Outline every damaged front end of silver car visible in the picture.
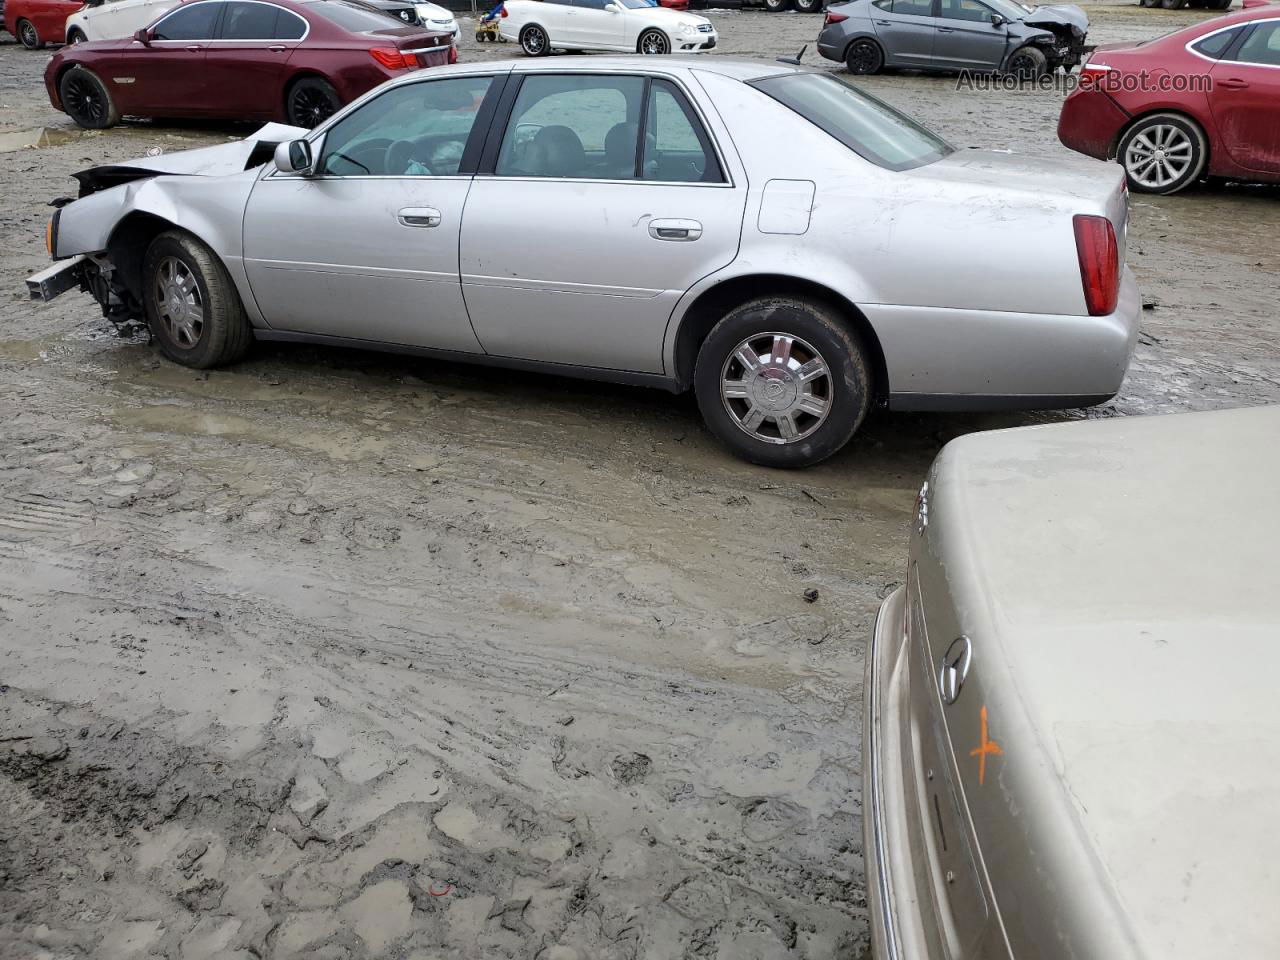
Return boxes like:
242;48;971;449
26;122;308;331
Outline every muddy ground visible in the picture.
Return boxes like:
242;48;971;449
1;3;1278;958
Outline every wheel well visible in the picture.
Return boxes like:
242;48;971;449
283;70;331;116
1109;109;1208;162
843;34;883;61
672;275;889;400
106;212;181;304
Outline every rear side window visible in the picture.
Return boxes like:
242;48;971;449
1190;26;1241;59
749;72;953;172
220;1;283;38
152;1;221;39
1232;20;1280;66
304;0;399;31
643;78;722;183
892;0;933;16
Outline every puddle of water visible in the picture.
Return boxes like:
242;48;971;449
0;127;89;154
110;403;394;463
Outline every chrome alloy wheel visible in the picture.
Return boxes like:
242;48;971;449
1123;124;1194;190
640;30;669;54
720;332;833;445
522;26;546;54
153;257;204;348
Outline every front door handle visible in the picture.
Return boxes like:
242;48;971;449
1217;78;1249;89
184;44;202;51
874;18;891;24
938;26;955;31
269;43;287;51
397;206;441;228
648;218;702;242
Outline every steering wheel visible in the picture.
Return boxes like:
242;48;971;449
385;139;431;177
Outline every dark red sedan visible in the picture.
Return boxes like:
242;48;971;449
1058;0;1280;194
44;0;455;129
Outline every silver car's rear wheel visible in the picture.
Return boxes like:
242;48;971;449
638;28;669;54
1118;113;1207;195
720;333;832;445
694;297;873;468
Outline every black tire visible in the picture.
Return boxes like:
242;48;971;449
845;37;884;74
637;27;669;54
520;23;550;56
66;27;88;43
286;76;342;129
1006;44;1048;78
142;231;253;370
1116;112;1207;195
794;0;823;11
764;0;792;10
59;66;120;129
694;297;873;469
1160;0;1188;9
17;18;43;49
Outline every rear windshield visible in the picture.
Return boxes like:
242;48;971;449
749;73;953;172
305;0;401;31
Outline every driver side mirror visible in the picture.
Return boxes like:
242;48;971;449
274;138;315;176
132;27;153;43
989;13;1005;25
604;2;621;11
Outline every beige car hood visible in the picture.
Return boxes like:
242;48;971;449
936;405;1280;960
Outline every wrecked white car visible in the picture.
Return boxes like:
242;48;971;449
29;59;1139;468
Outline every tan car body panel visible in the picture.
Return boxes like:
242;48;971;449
866;405;1280;960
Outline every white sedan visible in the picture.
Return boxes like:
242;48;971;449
414;0;458;38
63;0;177;43
500;0;717;56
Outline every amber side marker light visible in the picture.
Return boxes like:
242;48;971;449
1073;213;1119;316
46;217;55;257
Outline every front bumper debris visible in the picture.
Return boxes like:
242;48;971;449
26;255;88;302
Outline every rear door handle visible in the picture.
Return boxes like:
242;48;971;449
397;206;442;228
185;44;202;51
648;218;702;242
1218;78;1249;89
269;43;287;51
874;18;891;24
938;26;955;31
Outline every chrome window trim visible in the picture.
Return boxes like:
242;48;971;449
472;174;734;188
1185;16;1280;68
148;0;311;41
489;69;735;188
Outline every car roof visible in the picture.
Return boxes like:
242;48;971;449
508;54;802;81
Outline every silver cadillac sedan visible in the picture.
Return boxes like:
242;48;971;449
867;405;1280;959
28;57;1138;468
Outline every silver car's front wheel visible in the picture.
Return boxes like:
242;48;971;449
154;257;204;349
720;333;832;445
694;297;873;468
1118;114;1207;195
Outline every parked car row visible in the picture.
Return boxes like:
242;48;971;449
2;0;456;47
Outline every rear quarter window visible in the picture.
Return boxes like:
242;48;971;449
748;72;953;172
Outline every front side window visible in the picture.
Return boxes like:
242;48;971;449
1190;26;1240;58
318;75;494;177
643;78;722;183
152;1;221;39
1232;20;1280;66
749;72;953;172
939;0;993;22
219;1;281;39
892;0;933;17
495;74;646;179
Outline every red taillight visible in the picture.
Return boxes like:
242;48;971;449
824;10;847;23
369;46;410;69
1073;214;1119;317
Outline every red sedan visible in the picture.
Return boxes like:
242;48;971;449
44;0;455;129
1058;0;1280;194
4;0;84;48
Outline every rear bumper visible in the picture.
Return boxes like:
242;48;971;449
816;30;844;62
1058;84;1129;161
864;587;904;960
878;265;1141;413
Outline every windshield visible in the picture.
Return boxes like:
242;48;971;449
749;73;953;172
616;0;659;8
